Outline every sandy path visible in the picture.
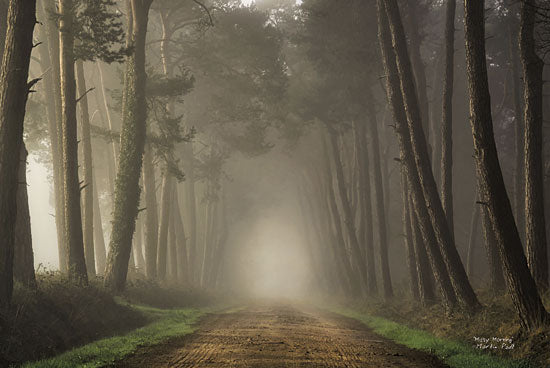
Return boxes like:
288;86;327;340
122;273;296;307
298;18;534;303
114;303;448;367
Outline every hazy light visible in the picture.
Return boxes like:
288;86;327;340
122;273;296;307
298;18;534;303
245;216;312;299
28;156;59;270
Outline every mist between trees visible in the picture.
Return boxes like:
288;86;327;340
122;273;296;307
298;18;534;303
0;0;550;340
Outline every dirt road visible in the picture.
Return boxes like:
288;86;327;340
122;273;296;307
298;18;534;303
115;303;448;367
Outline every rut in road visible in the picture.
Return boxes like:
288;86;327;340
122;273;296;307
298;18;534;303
115;303;449;367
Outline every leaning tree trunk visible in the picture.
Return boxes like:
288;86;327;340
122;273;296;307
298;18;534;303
382;0;479;311
440;0;456;240
104;0;153;292
519;0;548;292
463;0;548;329
466;197;480;278
481;206;506;293
401;171;419;301
377;0;458;310
76;60;96;276
59;0;88;284
409;193;437;306
0;0;37;307
14;144;36;288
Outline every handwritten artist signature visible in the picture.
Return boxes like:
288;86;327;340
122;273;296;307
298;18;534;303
473;336;515;350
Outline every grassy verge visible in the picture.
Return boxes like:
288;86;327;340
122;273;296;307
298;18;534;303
329;307;535;368
22;303;210;368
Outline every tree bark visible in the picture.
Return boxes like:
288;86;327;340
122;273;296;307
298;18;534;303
322;138;360;295
104;0;153;292
440;0;456;240
463;0;548;329
365;94;393;299
409;193;437;306
14;144;36;288
157;173;172;281
142;143;158;279
76;60;96;276
173;186;189;284
0;0;37;307
328;130;370;296
481;206;505;293
353;120;377;294
382;0;479;311
40;0;67;273
59;0;88;284
401;171;419;301
92;170;106;274
184;143;197;284
466;198;480;278
133;214;145;272
377;1;458;310
508;15;525;240
519;0;548;292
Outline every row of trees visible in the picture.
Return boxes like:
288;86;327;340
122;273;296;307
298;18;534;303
1;0;549;335
0;0;288;308
291;0;550;331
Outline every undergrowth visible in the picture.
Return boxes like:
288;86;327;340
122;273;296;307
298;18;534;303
330;288;550;368
0;270;217;367
22;305;204;368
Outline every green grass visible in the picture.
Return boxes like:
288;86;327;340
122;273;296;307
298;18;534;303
330;307;535;368
22;303;209;368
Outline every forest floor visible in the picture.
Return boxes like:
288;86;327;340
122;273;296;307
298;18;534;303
113;302;448;368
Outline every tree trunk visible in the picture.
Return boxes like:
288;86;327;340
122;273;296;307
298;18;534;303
92;170;106;274
481;206;505;293
143;143;158;279
463;0;548;329
184;143;197;284
76;60;96;276
14;144;36;288
440;0;456;240
365;94;393;299
377;1;458;310
133;214;145;272
104;0;153;292
406;3;430;146
168;201;177;282
59;0;88;284
322;138;360;295
508;16;525;240
328;130;370;295
409;193;437;306
519;0;548;292
173;186;189;284
466;198;480;278
382;0;479;311
0;0;37;307
96;62;118;171
401;171;419;301
354;120;377;294
157;173;172;281
40;0;67;273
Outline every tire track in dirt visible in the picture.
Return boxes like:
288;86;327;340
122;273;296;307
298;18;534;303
114;302;449;367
